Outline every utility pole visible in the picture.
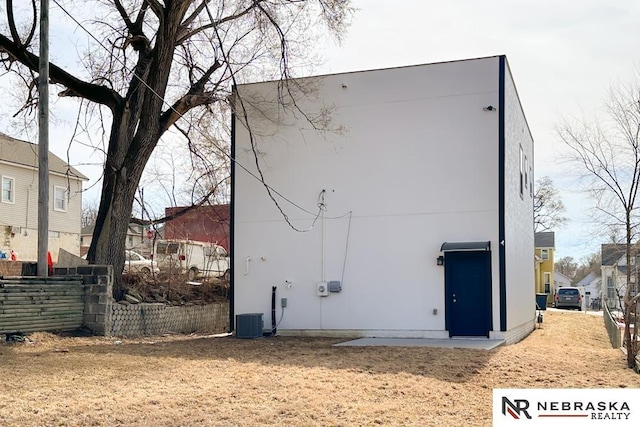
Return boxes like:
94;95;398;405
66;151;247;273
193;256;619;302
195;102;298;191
37;0;50;276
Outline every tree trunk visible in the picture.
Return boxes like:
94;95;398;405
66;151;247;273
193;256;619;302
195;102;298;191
86;2;186;285
624;213;635;368
87;107;160;285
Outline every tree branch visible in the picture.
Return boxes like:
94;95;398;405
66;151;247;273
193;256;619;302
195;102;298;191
131;178;226;226
0;34;122;110
177;1;265;45
6;0;37;48
159;59;223;132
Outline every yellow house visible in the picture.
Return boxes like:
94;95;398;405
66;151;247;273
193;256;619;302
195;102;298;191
534;232;555;304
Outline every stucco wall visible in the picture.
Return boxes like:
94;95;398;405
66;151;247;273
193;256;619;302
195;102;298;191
234;57;512;337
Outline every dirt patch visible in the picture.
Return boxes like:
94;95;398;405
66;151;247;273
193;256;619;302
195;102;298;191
1;310;638;426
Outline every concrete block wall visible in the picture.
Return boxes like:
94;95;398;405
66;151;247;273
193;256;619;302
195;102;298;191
111;302;229;337
55;265;114;335
53;265;229;337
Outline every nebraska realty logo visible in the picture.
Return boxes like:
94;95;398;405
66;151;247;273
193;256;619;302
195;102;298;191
493;389;639;426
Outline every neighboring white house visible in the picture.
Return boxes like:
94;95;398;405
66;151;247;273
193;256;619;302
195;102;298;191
232;56;535;344
0;133;88;261
574;272;602;310
551;270;573;301
554;271;572;293
601;243;636;311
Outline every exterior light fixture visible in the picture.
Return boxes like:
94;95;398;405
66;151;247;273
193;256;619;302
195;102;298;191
437;256;444;266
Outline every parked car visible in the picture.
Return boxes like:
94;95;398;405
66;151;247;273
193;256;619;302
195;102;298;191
153;239;230;281
82;250;159;278
555;287;582;310
123;250;160;278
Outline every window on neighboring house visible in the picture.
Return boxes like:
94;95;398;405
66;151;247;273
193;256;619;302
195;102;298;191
606;276;616;299
2;176;15;203
53;186;67;212
541;249;549;260
519;146;524;197
544;272;551;293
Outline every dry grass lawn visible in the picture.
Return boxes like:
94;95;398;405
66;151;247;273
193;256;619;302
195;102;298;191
1;309;639;426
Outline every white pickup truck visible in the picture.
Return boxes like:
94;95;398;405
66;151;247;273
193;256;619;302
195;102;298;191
153;239;230;281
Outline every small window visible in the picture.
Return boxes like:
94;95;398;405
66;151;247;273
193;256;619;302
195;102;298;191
53;186;67;212
544;273;551;293
2;176;15;203
524;156;528;190
529;166;533;197
541;249;549;260
606;276;616;299
519;146;524;197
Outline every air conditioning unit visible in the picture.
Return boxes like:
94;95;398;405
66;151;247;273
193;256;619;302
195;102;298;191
235;313;263;338
317;281;329;297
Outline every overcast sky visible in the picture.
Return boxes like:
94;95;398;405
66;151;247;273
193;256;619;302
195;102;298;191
313;0;640;261
2;0;639;262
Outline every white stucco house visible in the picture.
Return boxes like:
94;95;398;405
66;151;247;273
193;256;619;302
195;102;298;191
232;55;535;344
0;133;88;261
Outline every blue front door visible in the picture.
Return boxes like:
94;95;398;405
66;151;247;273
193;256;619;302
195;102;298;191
444;251;492;337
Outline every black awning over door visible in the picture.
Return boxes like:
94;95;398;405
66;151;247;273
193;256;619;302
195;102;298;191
440;241;490;252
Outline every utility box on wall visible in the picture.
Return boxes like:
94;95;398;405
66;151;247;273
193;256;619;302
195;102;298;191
235;313;263;338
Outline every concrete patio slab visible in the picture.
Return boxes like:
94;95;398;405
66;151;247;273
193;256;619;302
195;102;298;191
333;337;505;350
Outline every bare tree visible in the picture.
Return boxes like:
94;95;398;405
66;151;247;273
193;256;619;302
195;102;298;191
555;256;577;280
81;199;99;228
573;252;601;283
0;1;353;283
558;77;640;370
534;176;567;232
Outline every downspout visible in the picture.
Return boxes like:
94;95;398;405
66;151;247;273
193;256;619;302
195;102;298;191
321;204;326;283
271;286;277;335
498;55;507;332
